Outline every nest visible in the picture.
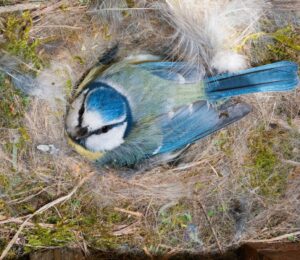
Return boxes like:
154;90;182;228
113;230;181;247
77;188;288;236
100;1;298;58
0;0;299;259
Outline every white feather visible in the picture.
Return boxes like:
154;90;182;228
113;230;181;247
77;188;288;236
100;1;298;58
32;61;74;105
154;0;269;73
211;51;248;73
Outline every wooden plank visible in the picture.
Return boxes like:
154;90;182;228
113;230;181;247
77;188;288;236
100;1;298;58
28;242;300;259
239;242;300;260
30;248;85;260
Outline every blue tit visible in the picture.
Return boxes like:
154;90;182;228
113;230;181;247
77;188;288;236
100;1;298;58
65;55;299;167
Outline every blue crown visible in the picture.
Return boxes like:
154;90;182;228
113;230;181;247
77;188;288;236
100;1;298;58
84;82;132;135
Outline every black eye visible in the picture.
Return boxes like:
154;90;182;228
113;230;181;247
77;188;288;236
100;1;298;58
93;125;111;135
101;126;110;133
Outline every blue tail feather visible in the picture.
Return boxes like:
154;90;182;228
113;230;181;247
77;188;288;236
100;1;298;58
205;61;299;100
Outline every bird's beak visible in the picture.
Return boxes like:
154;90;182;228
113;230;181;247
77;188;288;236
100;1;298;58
74;126;89;140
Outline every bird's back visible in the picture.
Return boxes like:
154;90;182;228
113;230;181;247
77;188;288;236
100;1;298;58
99;63;206;121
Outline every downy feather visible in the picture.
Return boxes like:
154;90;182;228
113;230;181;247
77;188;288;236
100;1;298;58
153;0;270;73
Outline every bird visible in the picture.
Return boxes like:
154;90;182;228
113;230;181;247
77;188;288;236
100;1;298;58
65;54;299;168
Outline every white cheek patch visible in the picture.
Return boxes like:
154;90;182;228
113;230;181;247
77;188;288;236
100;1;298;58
82;110;105;131
85;122;127;152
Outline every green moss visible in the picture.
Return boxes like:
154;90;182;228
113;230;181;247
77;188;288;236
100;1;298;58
214;130;232;156
101;24;112;41
244;127;292;197
64;78;73;98
158;202;193;246
0;73;30;173
78;0;91;5
0;73;29;128
23;199;126;253
0;1;13;5
25;224;76;253
105;211;123;224
0;173;9;190
1;11;43;69
271;26;300;52
249;25;300;65
125;0;135;8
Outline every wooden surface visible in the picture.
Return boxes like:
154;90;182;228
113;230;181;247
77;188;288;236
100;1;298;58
239;242;300;260
21;242;300;260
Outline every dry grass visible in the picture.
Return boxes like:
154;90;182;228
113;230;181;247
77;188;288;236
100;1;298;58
0;0;299;259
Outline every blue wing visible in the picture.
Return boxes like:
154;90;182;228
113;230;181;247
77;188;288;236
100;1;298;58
136;62;204;83
154;101;251;155
99;101;251;167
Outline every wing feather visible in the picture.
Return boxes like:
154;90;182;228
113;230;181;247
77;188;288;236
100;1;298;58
156;101;251;154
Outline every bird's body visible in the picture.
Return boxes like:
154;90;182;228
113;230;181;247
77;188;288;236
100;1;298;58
66;57;299;167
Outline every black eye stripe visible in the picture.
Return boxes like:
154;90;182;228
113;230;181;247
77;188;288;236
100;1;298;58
93;125;114;135
90;121;126;136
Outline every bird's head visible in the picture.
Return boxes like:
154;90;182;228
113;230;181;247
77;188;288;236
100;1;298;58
65;82;132;158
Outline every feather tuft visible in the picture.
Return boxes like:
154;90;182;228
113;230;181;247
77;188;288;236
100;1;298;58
154;0;270;73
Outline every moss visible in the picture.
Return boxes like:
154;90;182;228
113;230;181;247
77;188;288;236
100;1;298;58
0;173;10;191
0;1;13;5
23;199;126;253
0;72;30;173
214;130;233;156
1;11;43;69
105;211;123;224
125;0;135;8
157;202;193;246
25;224;76;253
101;24;112;41
78;0;91;5
121;0;136;17
0;73;29;129
248;25;300;65
271;26;300;52
244;127;292;197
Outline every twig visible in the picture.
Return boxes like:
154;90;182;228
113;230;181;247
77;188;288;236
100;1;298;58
208;162;223;177
114;207;143;218
112;221;140;236
282;159;300;167
197;201;224;254
8;188;48;205
31;25;83;31
0;3;41;14
143;246;153;259
87;7;157;13
243;231;300;243
173;160;206;171
0;172;95;260
0;217;54;228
